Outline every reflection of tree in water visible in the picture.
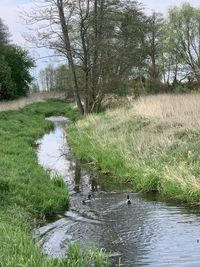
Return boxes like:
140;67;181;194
74;162;81;193
74;161;99;192
91;178;98;192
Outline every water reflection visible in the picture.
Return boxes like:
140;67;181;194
74;163;81;193
37;117;200;266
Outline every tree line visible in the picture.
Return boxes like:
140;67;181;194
1;1;200;113
25;1;200;114
0;18;34;100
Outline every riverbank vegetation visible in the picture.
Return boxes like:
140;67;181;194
68;93;200;205
24;1;200;114
0;100;109;266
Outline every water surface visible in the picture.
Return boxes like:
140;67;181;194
37;117;200;266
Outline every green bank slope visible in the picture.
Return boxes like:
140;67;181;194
68;106;200;205
0;100;109;267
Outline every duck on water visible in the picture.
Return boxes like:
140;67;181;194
82;194;92;204
127;195;131;205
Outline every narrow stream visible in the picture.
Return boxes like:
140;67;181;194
37;117;200;266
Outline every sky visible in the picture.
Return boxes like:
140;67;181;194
0;0;200;75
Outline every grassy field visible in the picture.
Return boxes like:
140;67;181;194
68;93;200;205
0;100;109;267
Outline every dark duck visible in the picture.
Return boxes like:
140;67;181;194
127;195;131;205
82;194;92;204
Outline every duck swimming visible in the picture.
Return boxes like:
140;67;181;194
127;195;131;205
82;194;92;204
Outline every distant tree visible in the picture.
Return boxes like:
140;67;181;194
168;3;200;82
115;6;148;95
160;19;185;87
39;64;74;97
39;64;55;92
0;19;34;100
54;64;72;92
1;45;34;97
144;12;165;93
146;12;164;80
29;80;40;93
0;18;10;46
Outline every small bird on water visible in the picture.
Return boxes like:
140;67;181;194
127;195;131;205
82;194;92;204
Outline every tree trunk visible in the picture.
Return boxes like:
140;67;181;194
57;0;84;115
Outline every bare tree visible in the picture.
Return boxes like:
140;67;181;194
23;0;146;114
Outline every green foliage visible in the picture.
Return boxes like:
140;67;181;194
146;12;164;81
0;18;34;100
0;17;10;45
0;59;16;99
166;3;200;84
145;78;164;94
1;45;34;99
173;84;188;94
39;64;77;99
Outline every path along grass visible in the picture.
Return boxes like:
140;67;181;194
68;94;200;205
0;100;109;267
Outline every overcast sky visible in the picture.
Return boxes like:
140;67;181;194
0;0;200;73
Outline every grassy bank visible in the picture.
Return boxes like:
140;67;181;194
68;93;200;205
0;100;109;266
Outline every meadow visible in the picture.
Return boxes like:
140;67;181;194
68;93;200;205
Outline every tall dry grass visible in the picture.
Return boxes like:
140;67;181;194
0;92;65;112
131;93;200;128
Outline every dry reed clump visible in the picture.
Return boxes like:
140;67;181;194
131;93;200;129
0;92;65;112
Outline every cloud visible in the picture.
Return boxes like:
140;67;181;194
0;0;34;46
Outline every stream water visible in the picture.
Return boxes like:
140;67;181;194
36;117;200;266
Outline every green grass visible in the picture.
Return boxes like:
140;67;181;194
68;106;200;205
66;243;110;267
0;99;109;267
0;100;77;217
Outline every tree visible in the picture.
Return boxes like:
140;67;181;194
167;3;200;82
29;80;40;93
146;12;164;80
23;0;147;114
54;64;74;96
0;60;16;100
0;18;10;46
1;45;34;97
39;64;72;93
0;19;34;100
114;6;148;94
39;64;55;91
